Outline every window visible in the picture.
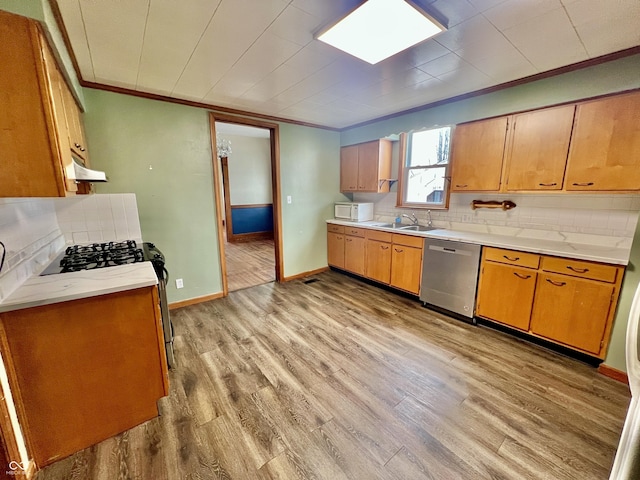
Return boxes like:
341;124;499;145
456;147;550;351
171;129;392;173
397;126;452;209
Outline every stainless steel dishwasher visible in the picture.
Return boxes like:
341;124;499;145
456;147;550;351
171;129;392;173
420;238;481;321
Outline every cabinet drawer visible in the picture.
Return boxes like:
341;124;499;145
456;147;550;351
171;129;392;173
541;257;618;283
366;230;393;242
327;224;344;234
392;233;424;248
345;227;366;237
484;247;540;269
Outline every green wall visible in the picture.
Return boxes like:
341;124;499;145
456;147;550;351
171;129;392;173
82;88;344;302
341;54;640;373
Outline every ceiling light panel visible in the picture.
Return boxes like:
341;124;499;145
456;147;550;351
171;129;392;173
316;0;446;64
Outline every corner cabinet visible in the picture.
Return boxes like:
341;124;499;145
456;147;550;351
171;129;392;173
340;140;392;193
476;247;624;359
0;287;169;468
0;10;90;197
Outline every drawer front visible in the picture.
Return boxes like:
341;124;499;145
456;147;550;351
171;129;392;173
484;247;540;269
366;229;393;243
392;233;424;248
541;257;618;283
327;224;345;234
345;227;366;237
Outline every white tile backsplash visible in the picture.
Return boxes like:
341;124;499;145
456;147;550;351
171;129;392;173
0;194;143;304
353;192;640;248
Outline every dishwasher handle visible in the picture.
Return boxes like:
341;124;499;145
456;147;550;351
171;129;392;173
427;244;472;257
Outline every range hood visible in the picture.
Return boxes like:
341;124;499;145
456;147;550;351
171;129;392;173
72;158;107;182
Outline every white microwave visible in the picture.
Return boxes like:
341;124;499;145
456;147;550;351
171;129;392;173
334;202;374;222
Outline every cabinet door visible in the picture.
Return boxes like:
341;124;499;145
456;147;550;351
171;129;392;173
60;82;89;161
327;232;345;269
530;273;613;354
565;92;640;191
390;245;422;294
365;239;391;284
450;117;508;191
505;105;575;191
340;145;359;192
344;235;365;275
476;262;536;331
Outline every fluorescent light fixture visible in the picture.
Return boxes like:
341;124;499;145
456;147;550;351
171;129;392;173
316;0;446;65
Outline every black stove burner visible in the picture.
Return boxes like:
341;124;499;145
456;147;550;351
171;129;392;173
65;240;138;256
59;248;144;273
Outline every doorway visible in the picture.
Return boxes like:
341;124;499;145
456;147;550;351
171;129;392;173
209;113;283;295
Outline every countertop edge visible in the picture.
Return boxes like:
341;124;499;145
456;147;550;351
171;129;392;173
326;219;630;266
0;263;159;314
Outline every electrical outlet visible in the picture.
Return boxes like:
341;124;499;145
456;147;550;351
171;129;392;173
176;278;184;289
287;195;292;204
462;214;472;222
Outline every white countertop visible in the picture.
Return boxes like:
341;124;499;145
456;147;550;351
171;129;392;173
327;219;630;265
0;263;158;314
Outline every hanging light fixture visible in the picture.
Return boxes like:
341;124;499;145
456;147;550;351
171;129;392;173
216;134;232;158
316;0;446;65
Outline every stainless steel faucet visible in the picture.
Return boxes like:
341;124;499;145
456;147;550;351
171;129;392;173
402;212;419;225
426;209;433;227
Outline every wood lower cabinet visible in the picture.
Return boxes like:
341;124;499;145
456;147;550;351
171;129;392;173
476;247;624;358
327;230;345;269
530;274;614;355
476;262;537;331
0;287;169;468
344;227;366;276
565;91;640;191
390;234;423;294
365;239;392;284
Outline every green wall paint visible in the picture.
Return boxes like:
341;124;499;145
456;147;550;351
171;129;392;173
82;89;222;303
0;1;43;21
341;54;640;373
278;123;345;278
82;89;345;301
342;54;640;145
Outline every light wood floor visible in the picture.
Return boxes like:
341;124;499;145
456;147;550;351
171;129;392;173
225;238;275;292
36;271;630;480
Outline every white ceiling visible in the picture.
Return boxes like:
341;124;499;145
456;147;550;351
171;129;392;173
55;0;640;129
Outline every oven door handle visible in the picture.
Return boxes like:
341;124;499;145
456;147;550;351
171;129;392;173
162;266;169;282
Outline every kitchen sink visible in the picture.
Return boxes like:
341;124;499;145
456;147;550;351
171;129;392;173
398;225;439;231
375;223;405;229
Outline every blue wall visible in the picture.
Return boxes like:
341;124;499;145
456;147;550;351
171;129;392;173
231;205;273;235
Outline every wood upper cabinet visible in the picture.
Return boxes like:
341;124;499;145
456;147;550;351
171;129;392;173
476;261;537;331
60;81;90;162
327;231;345;269
504;105;575;191
565;92;640;191
450;116;508;192
340;140;392;193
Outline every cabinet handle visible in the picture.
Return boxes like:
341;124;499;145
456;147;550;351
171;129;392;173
538;182;557;186
381;246;389;250
336;236;343;240
546;279;566;287
513;272;531;279
394;248;403;252
74;142;80;148
567;266;589;273
572;182;594;186
455;184;468;188
503;255;520;261
346;238;352;242
80;147;86;152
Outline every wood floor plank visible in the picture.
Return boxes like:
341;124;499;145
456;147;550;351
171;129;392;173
225;238;275;292
36;270;630;480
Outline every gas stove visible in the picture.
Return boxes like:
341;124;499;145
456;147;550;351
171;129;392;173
41;240;145;275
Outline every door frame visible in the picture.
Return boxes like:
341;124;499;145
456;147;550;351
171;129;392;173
208;112;283;296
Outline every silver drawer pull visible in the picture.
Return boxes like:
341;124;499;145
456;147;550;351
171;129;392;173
567;266;588;273
513;272;531;280
546;279;566;287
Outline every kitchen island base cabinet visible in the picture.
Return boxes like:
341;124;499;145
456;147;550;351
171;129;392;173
0;286;169;468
